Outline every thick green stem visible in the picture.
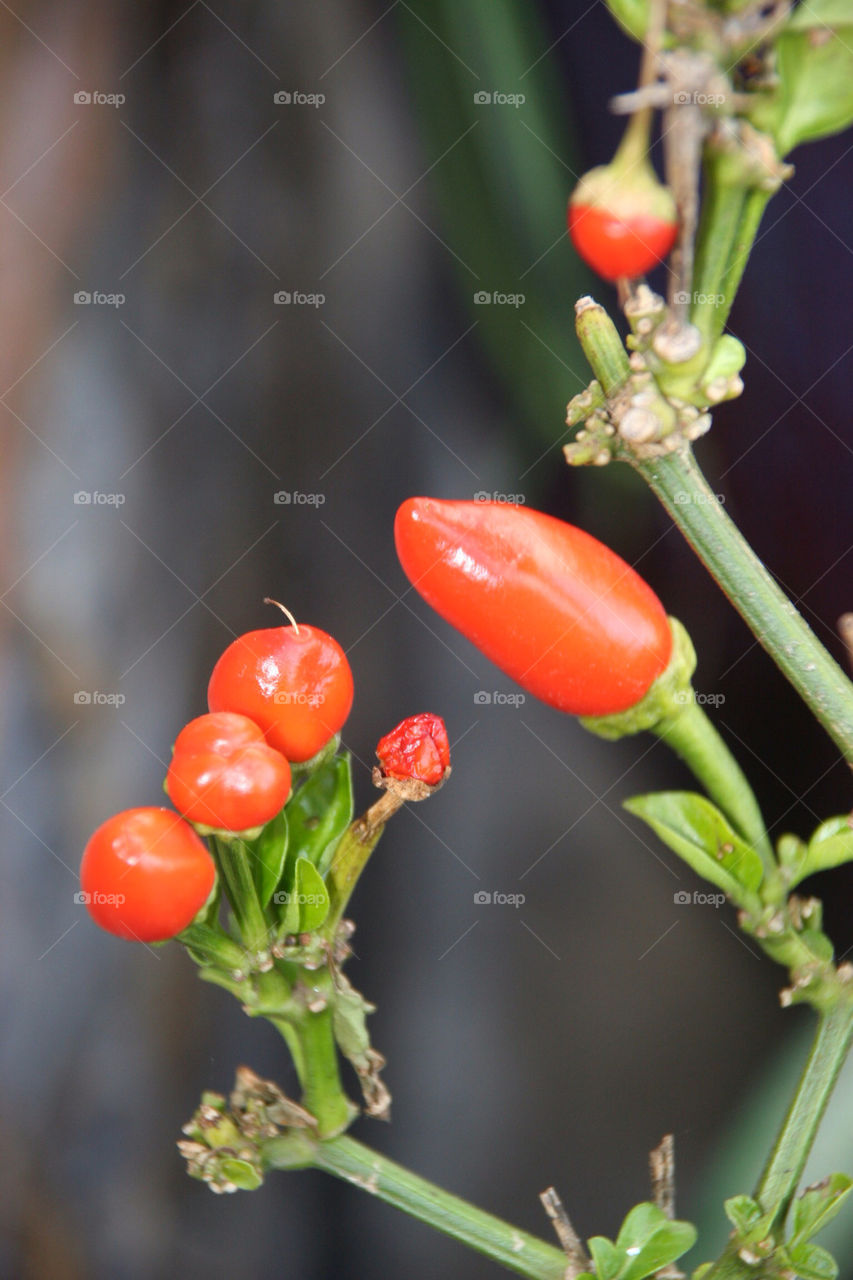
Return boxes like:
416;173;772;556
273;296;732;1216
575;297;631;395
263;1133;569;1279
633;447;853;762
756;1002;853;1220
653;698;772;864
288;1000;353;1138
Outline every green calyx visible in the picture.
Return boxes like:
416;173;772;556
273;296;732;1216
581;617;697;741
571;158;677;227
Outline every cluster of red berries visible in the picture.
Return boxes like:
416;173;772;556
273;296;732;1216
80;612;354;943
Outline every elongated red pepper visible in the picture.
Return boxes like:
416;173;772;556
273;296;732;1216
394;498;672;717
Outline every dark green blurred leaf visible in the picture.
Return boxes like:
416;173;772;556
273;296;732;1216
286;753;353;875
246;811;288;909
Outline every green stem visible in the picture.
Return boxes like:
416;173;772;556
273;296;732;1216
702;1003;853;1280
653;698;772;864
575;297;631;396
716;188;772;333
270;966;354;1138
213;836;271;956
755;1002;853;1220
322;807;391;937
690;163;748;343
263;1133;569;1279
633;447;853;762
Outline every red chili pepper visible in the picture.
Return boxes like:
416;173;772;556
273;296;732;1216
567;116;678;282
376;713;450;786
208;614;353;763
80;807;216;942
394;498;672;717
167;711;292;832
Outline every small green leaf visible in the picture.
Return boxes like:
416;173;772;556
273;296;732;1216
751;23;853;153
724;1194;764;1236
286;753;354;874
616;1203;668;1251
588;1237;625;1280
294;859;330;932
804;816;853;878
788;1241;839;1280
791;1174;853;1247
218;1156;264;1192
245;811;288;908
621;1221;697;1280
624;792;764;901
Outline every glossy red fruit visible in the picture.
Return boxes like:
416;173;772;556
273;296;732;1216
208;621;354;763
376;713;450;786
568;186;678;282
394;498;672;717
81;807;216;942
167;711;292;832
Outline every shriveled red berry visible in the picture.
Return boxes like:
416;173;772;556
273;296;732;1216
376;713;450;786
167;711;292;833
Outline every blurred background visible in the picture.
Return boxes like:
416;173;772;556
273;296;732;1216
0;1;851;1276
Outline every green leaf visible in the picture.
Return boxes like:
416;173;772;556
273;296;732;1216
603;0;649;41
286;753;353;874
616;1203;669;1251
751;22;853;153
788;1241;839;1280
294;859;330;932
787;1;853;32
621;1222;697;1280
804;816;853;878
791;1175;853;1247
624;792;764;900
588;1237;625;1280
245;811;288;909
778;833;809;884
724;1194;764;1236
